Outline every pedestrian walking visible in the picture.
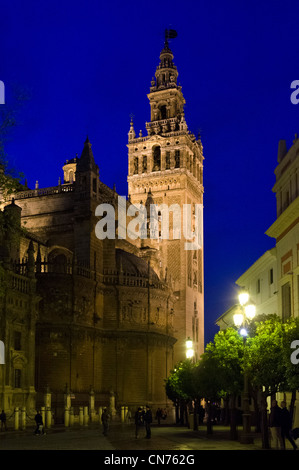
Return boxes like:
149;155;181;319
144;405;152;439
0;410;7;431
34;411;45;435
134;407;144;438
269;400;284;449
280;401;297;450
101;407;110;436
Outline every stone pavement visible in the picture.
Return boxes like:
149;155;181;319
0;421;297;451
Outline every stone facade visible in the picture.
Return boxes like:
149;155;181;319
0;202;40;413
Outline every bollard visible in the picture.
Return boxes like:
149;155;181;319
46;407;52;428
89;391;95;422
121;406;125;423
79;407;84;426
21;407;26;430
64;386;71;410
14;407;19;430
64;407;70;427
83;406;89;426
69;407;74;427
89;388;95;420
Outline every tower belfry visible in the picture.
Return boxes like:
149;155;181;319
127;36;204;362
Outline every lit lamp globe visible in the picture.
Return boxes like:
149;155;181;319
186;348;194;359
245;304;256;321
239;291;249;306
233;313;244;327
240;328;248;337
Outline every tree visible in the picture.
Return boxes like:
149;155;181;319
205;328;244;438
244;315;286;449
0;84;29;200
165;360;198;426
192;353;225;435
0;84;29;295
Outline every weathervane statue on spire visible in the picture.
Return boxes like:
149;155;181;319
164;28;177;47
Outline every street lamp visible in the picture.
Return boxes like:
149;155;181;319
233;290;256;444
186;337;194;359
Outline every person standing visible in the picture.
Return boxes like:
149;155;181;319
269;400;284;449
144;405;152;439
101;407;110;436
0;410;7;431
280;401;297;450
134;407;144;439
34;411;44;435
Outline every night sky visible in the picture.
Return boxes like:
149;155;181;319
1;0;299;345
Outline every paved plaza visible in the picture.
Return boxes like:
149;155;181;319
0;421;297;451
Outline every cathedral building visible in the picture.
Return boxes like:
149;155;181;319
0;38;204;419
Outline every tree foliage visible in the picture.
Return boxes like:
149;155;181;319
165;360;198;403
205;328;244;397
0;84;29;199
244;315;286;395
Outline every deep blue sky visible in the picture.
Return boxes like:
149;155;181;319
1;0;299;345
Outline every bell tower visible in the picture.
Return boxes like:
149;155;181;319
127;34;204;362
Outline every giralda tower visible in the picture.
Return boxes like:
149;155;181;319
127;34;204;363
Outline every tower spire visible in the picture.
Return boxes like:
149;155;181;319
154;33;178;91
77;136;97;172
128;116;136;142
146;33;187;136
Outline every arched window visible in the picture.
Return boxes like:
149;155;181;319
165;151;170;170
175;150;180;168
142;156;147;173
159;105;167;120
134;157;139;174
152;146;161;171
69;171;74;183
49;252;68;273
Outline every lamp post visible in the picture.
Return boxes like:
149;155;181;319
186;337;194;360
233;291;256;444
